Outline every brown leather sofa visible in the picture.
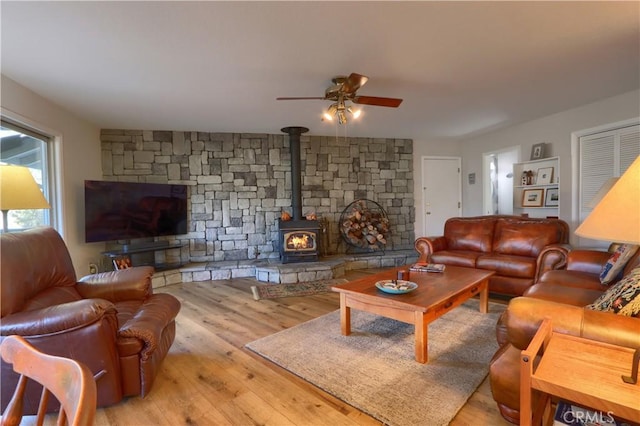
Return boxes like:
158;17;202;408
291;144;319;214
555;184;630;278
414;215;570;296
489;248;640;424
1;227;181;413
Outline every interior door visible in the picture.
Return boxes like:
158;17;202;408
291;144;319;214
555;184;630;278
422;157;461;236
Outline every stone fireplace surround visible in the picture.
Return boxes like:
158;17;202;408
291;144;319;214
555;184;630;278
99;129;415;268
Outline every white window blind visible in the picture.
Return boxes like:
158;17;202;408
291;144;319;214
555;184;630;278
579;124;639;222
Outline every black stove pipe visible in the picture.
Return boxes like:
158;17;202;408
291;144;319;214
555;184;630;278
281;126;309;221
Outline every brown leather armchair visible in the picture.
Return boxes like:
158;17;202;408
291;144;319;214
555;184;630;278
489;248;640;424
489;298;640;424
1;227;181;414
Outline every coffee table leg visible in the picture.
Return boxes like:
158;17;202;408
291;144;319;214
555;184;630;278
479;280;489;314
415;312;428;364
340;293;351;335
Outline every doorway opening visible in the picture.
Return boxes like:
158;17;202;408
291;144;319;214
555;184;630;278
482;147;519;215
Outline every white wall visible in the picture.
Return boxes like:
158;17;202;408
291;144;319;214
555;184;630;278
458;90;640;239
1;75;104;276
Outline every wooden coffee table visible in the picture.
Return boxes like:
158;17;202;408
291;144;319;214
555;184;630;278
331;265;494;364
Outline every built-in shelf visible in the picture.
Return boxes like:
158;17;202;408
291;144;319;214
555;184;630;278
102;243;185;271
513;156;559;218
103;243;184;256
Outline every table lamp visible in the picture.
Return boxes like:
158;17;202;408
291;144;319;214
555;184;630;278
575;155;640;245
0;164;51;233
576;155;640;385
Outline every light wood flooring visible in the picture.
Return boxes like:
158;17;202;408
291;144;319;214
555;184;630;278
39;269;513;425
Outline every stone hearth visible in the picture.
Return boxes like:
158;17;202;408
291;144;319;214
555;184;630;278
150;249;419;287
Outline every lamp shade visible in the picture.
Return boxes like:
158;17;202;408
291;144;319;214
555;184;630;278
575;155;640;245
0;164;50;210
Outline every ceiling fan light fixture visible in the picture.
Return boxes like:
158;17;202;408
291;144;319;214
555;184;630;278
280;72;402;125
279;72;403;124
348;106;362;119
324;102;362;124
324;103;340;122
337;110;347;124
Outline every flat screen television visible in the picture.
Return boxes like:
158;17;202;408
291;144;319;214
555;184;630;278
85;180;188;243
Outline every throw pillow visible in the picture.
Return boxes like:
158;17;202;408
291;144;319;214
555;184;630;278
587;266;640;317
599;244;639;284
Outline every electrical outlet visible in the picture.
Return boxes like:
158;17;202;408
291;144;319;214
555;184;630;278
88;263;98;274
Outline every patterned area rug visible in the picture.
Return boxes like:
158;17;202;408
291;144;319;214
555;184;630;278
251;278;348;300
246;299;506;425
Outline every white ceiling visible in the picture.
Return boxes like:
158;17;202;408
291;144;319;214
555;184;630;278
1;1;639;140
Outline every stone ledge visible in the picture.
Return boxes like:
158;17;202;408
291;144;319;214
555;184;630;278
152;249;418;287
256;259;346;284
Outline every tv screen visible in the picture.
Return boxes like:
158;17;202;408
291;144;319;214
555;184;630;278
85;180;188;243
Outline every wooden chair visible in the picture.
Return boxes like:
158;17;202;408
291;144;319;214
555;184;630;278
0;335;97;426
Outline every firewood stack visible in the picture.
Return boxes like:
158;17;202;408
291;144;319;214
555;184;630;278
341;200;389;250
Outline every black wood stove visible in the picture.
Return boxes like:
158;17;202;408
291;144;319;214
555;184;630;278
278;218;320;263
278;126;320;263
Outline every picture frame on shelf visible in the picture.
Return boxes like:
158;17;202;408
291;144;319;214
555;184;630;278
530;143;545;160
545;188;559;207
522;189;544;207
536;167;554;185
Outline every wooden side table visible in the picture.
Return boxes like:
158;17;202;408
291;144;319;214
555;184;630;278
520;318;640;426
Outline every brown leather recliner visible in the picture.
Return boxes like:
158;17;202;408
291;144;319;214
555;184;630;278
1;227;181;414
489;248;640;424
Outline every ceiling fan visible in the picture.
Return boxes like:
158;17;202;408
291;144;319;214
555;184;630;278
276;73;403;124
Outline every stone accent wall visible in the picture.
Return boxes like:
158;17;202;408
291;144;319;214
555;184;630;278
100;129;414;263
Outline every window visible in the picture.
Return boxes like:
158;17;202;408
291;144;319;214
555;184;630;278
0;118;52;231
578;124;639;223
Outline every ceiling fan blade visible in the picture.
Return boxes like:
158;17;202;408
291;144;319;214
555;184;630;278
276;97;326;100
352;96;403;108
341;73;369;94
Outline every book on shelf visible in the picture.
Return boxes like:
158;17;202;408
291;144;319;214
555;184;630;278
410;263;446;273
